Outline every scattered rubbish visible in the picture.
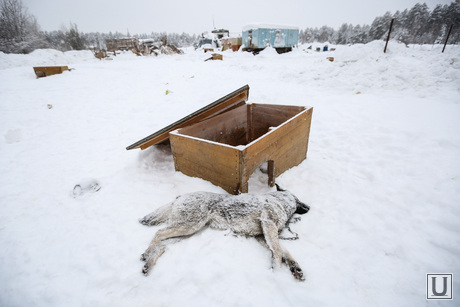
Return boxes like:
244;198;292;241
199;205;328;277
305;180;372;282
93;49;108;60
105;37;183;56
72;178;101;198
47;104;53;109
106;38;140;54
327;57;334;62
221;37;242;51
196;30;224;51
33;66;69;78
126;85;313;194
106;38;138;50
205;53;223;61
165;89;172;95
142;36;184;56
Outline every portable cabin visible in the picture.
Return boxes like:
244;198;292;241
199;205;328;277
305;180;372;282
126;85;313;195
242;24;299;53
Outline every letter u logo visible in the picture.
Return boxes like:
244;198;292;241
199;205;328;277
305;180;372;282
431;276;448;296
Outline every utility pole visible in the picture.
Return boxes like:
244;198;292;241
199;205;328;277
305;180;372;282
384;19;394;53
442;24;453;53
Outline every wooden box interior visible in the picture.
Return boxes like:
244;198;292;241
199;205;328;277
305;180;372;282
177;103;306;147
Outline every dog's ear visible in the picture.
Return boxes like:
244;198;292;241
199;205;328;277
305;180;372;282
275;184;285;192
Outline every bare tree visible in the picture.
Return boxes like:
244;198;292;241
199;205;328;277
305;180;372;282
66;22;86;50
0;0;29;41
0;0;47;53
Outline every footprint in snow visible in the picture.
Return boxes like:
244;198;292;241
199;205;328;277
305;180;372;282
72;178;101;198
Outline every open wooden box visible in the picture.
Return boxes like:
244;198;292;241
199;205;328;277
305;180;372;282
127;85;313;194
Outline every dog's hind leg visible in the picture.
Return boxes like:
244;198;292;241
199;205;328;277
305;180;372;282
260;218;283;269
139;203;171;226
142;221;208;275
142;241;167;275
140;238;182;275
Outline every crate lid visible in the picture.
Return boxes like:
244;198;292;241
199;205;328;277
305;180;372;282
126;85;250;150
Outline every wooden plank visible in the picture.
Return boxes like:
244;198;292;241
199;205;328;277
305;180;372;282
267;160;275;187
250;104;306;141
170;133;241;194
247;104;254;142
179;104;248;146
244;109;310;160
251;103;305;115
241;108;312;183
126;85;250;150
33;66;69;78
251;104;305;125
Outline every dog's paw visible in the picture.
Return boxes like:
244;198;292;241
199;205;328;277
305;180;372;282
289;261;305;281
142;264;150;276
140;252;152;262
138;217;148;225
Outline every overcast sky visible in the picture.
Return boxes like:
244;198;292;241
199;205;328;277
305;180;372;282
22;0;453;35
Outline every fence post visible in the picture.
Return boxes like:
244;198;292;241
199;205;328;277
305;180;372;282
442;24;453;53
384;19;394;53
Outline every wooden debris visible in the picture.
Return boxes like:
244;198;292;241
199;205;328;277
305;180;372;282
205;53;223;61
33;66;69;78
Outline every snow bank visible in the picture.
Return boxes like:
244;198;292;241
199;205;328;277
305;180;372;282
0;42;459;307
0;49;96;70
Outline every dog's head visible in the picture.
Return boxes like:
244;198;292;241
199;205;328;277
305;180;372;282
276;184;310;214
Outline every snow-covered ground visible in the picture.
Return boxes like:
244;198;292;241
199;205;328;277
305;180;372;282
1;41;459;307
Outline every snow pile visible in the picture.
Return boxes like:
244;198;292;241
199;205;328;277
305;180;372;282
0;44;459;307
0;49;96;69
257;46;280;57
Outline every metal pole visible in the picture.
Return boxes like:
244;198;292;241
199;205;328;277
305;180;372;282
442;24;453;53
384;19;394;53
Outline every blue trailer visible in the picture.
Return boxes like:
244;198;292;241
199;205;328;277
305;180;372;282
242;24;299;54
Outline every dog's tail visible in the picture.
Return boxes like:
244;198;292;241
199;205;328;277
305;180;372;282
139;203;172;226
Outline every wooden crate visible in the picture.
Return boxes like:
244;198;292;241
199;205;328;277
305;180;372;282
169;103;312;194
126;85;313;194
33;66;69;78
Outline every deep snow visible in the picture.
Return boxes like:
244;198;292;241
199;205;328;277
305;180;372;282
1;41;459;307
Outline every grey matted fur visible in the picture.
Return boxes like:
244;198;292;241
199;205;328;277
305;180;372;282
139;184;310;280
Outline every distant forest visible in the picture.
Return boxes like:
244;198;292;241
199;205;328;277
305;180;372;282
0;0;459;54
300;1;460;45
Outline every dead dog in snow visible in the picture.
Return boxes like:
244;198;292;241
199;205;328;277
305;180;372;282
139;184;310;280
